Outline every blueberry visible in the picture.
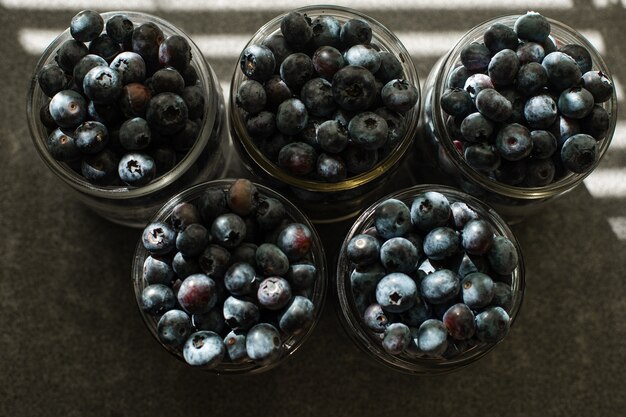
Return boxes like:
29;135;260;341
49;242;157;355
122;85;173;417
488;49;520;87
375;51;403;83
211;213;246;249
142;221;175;255
514;12;550;42
417;319;448;356
199;244;231;278
150;67;185;95
420;269;460;304
70;55;108;94
256;243;289;276
496;123;533;161
424;227;460;261
47;128;80;162
157;309;192;346
560;133;597;174
451;202;478;230
310;15;342;48
410;191;451;231
382;323;411;355
316;120;348;153
172;252;201;279
81;149;118;185
74;120;108;154
492;282;513;311
38;63;70;97
499;88;526;123
240;44;276;82
494;159;528;185
146;92;188;135
228;179;259;216
581;71;614;103
236;80;266;114
343;145;378;174
381;79;418;113
441;88;473;118
483;23;519;54
363;303;391;332
525;158;555;186
461;219;494;256
89;34;122;63
374;198;411;239
558;87;594;119
132;22;164;71
143;256;174;286
399;296;430;328
461;272;494;309
516;62;548;96
49;90;87;128
195;189;227;226
224;330;248;362
106;14;134;44
263;76;292;110
181;65;198;87
280;53;314;91
351;262;386;302
276;98;308;135
278;295;314;334
70;10;103;42
262;34;294;68
560;44;592;74
375;272;417;313
281;11;313;48
549;115;581;147
223;295;260;330
246;111;276;138
119;83;152;118
257;277;292;310
516;42;545;65
231;243;258;268
347;234;381;267
465;143;501;172
344;44;381;73
254;198;285;232
442;303;475;340
487;236;518;275
463;74;494;100
447;65;473;89
332;65;377;112
580;105;610;140
475;89;513;122
380;237;419;274
175;223;208;257
277;223;312;261
118;152;155;186
374;107;407;150
177;274;217;315
348;112;388;150
286;263;317;289
55;39;89;73
542;52;582;92
223;262;257;296
475;306;510;343
460;42;491;72
300;78;336;117
312;45;345;80
158;35;191;71
460;112;494;142
141;284;176;316
170;202;200;232
83;66;122;104
278;142;317;176
246;323;282;364
340;19;372;48
182;331;225;368
525;95;558;129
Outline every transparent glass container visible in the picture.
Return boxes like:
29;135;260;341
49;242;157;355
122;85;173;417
229;5;420;223
132;179;327;374
419;15;617;222
27;11;229;228
335;184;525;374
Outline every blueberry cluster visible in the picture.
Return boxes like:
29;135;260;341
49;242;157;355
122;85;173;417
139;179;319;368
441;11;613;186
37;10;207;186
235;11;419;183
347;192;518;358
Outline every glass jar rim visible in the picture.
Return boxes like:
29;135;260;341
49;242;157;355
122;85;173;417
335;183;526;374
229;4;421;193
26;11;221;200
132;178;329;374
430;14;618;200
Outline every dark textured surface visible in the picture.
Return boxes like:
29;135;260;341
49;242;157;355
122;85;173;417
2;1;626;416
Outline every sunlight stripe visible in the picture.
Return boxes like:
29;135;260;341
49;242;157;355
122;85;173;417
18;29;59;55
591;0;626;8
613;77;624;103
584;168;626;198
607;217;626;240
608;121;626;149
579;30;605;54
0;0;574;11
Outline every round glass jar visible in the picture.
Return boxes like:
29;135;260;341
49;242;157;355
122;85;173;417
27;11;228;228
419;15;617;222
229;5;420;223
132;179;327;374
335;184;525;374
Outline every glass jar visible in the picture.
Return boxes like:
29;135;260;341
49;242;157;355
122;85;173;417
229;5;420;223
26;11;229;228
419;15;617;223
335;184;525;374
132;179;327;374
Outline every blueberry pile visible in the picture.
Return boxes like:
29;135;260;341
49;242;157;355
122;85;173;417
37;10;207;186
235;11;419;183
347;191;519;359
441;11;614;186
139;179;320;368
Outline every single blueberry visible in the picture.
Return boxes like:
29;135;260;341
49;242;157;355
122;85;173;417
488;49;520;87
182;331;225;368
141;284;176;316
514;12;551;42
211;213;246;249
483;23;519;54
375;272;417;313
560;44;593;74
463;74;494;100
55;39;89;73
246;323;282;364
451;201;479;230
300;78;336;117
119;83;152;118
278;142;317;176
176;223;209;257
132;23;165;72
280;53;314;91
256;243;290;277
224;330;248;363
142;221;175;255
106;14;134;44
157;309;192;346
81;149;118;185
143;255;175;286
172;251;201;279
89;34;122;63
340;19;372;48
262;34;294;68
475;88;513;122
49;90;87;128
524;95;558;129
420;269;461;304
381;79;419;113
177;274;217;315
475;306;510;343
279;295;315;335
558;87;595;119
240;44;276;82
280;11;313;49
199;244;231;279
375;52;403;83
460;42;491;72
496;123;533;161
442;303;476;340
146;92;189;135
380;237;419;274
348;112;388;150
277;223;312;261
525;158;555;186
312;45;345;80
38;63;70;97
310;15;341;48
158;35;191;71
560;133;597;173
374;198;412;239
227;179;260;216
423;227;460;260
150;67;185;95
417;319;448;356
461;220;494;256
447;65;473;89
332;65;377;112
517;62;548;96
276;98;308;135
580;105;610;140
382;323;411;355
440;88;473;118
286;263;317;289
83;66;122;104
317;120;349;154
460;112;495;142
581;71;614;103
347;234;381;267
344;44;381;73
487;236;519;275
47;128;81;162
364;303;391;333
70;10;104;42
461;272;495;309
410;191;451;231
530;130;558;159
542;52;582;92
223;296;260;330
118;152;156;186
257;277;292;310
